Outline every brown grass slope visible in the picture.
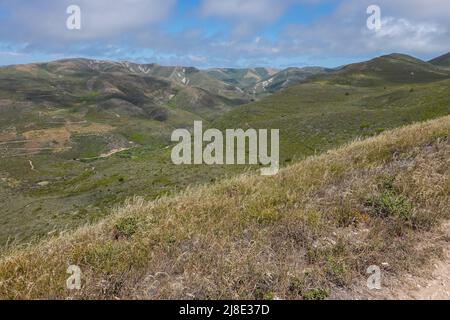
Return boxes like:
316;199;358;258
0;116;448;299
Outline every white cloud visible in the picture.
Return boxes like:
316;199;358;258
1;0;449;68
200;0;296;22
1;0;176;41
199;0;304;36
0;51;24;57
275;0;450;59
187;54;208;63
374;17;444;47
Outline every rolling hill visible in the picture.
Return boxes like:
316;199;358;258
329;53;450;85
429;52;450;67
0;115;448;299
0;58;252;156
214;54;450;161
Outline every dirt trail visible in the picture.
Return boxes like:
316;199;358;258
407;258;450;299
394;221;450;300
99;147;130;158
76;147;131;161
28;160;36;171
371;221;450;300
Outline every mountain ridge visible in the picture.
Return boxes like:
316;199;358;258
429;52;450;67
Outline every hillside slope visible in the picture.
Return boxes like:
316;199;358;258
429;52;450;67
215;75;450;162
331;54;450;85
0;115;448;299
0;58;245;158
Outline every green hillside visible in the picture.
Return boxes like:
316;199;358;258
0;54;449;247
215;56;450;162
429;52;450;67
329;54;450;85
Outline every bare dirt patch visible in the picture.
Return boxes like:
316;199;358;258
13;64;40;73
21;122;114;153
377;221;450;300
344;221;450;300
0;128;17;142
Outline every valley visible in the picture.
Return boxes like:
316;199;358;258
0;53;449;249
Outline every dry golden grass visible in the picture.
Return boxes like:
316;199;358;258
0;115;448;300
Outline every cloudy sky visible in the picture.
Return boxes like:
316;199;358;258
0;0;449;68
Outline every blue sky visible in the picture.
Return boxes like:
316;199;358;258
0;0;449;68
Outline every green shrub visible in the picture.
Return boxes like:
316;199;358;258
360;122;370;130
303;288;329;300
367;190;413;220
263;292;275;300
327;256;349;285
113;216;139;240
